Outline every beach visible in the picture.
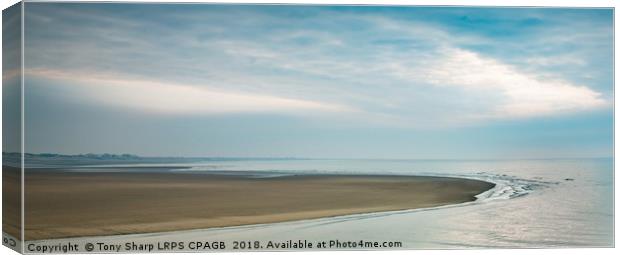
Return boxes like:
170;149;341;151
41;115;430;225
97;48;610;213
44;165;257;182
20;169;494;240
2;166;21;239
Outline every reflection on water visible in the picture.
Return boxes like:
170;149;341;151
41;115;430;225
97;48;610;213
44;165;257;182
29;158;613;249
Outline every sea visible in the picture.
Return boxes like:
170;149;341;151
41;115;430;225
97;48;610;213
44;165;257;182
24;158;613;250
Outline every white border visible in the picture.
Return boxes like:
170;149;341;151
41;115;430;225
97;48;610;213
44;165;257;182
0;1;617;255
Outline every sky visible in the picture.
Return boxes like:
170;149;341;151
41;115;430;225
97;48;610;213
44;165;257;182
10;3;613;159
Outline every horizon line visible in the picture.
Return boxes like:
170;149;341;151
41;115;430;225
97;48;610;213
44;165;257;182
2;152;613;161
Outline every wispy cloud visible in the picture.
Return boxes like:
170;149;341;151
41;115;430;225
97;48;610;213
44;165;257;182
26;68;353;115
2;68;20;82
416;48;607;118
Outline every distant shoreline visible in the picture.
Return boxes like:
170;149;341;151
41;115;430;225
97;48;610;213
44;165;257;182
4;166;495;241
4;152;612;168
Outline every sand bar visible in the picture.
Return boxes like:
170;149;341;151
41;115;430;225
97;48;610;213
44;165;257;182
13;168;495;240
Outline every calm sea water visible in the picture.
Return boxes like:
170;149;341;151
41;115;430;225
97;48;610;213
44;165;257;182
28;158;613;249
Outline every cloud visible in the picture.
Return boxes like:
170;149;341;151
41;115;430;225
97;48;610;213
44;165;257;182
2;68;21;82
415;48;608;118
26;69;353;115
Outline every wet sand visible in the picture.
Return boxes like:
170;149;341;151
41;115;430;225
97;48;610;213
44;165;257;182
18;169;494;240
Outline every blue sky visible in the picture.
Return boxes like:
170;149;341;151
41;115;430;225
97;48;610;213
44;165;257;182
14;4;613;158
